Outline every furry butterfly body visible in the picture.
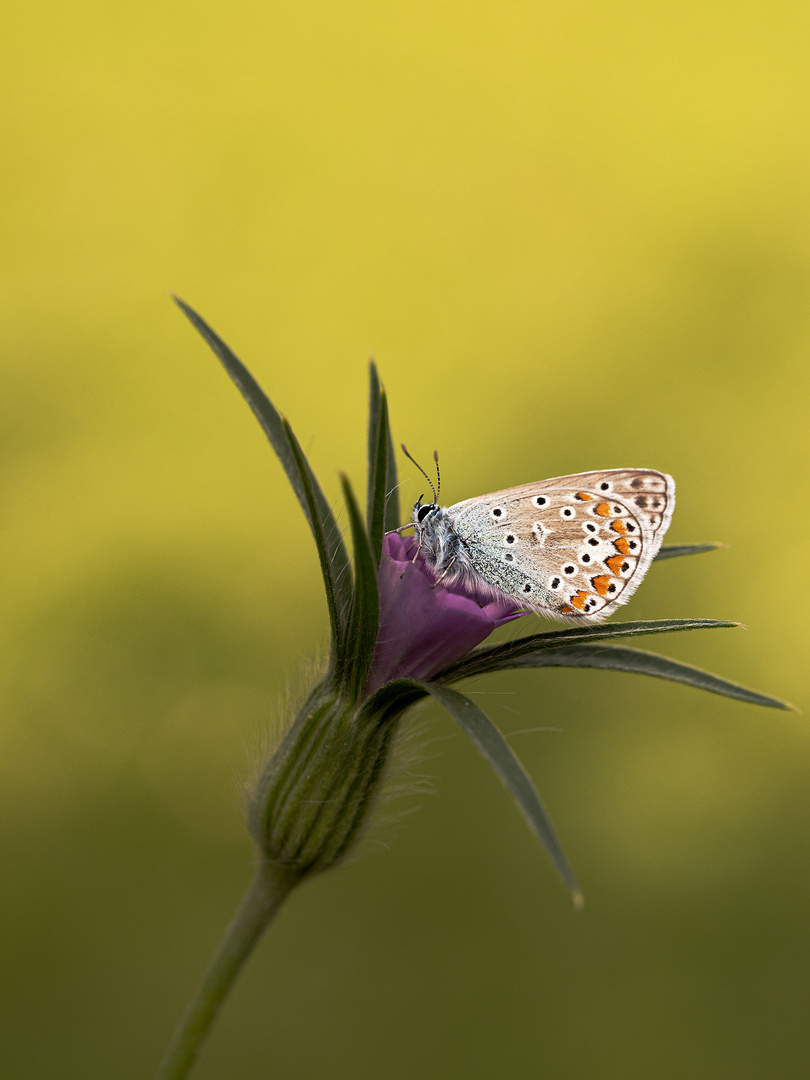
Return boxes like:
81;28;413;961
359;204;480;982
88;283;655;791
411;469;675;621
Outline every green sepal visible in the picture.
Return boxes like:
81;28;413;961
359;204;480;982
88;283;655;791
438;619;737;682
281;423;350;675
362;676;583;899
403;679;582;904
656;542;726;560
382;393;400;535
473;642;794;710
341;474;380;700
174;297;353;650
366;363;393;564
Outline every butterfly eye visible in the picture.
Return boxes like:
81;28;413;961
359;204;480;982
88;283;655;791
417;504;434;523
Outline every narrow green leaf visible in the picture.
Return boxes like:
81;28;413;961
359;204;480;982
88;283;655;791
656;542;726;561
174;296;353;634
366;363;382;520
285;424;349;675
341;475;380;700
409;680;583;905
366;363;390;564
487;643;794;710
439;619;738;682
383;394;400;535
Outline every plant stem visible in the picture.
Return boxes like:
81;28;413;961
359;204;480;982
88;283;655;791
154;859;298;1080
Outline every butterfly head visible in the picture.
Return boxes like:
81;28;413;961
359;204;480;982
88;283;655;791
403;445;468;582
413;497;440;524
411;497;443;551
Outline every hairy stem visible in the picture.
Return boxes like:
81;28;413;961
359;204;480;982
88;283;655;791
154;860;298;1080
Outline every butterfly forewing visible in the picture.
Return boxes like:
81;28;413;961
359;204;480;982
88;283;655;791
448;469;675;620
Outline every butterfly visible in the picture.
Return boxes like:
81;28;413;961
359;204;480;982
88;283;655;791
403;449;675;621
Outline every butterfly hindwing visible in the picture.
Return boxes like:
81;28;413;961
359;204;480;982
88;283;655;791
446;469;675;620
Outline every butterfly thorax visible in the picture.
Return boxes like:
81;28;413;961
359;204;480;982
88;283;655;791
411;500;476;584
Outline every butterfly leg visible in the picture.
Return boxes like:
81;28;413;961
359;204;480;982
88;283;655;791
431;556;457;587
410;533;425;564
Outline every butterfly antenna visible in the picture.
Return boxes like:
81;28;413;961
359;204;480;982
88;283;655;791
401;443;438;503
433;450;441;501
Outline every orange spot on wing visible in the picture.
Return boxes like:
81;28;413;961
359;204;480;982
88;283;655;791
570;590;589;611
591;575;612;597
606;555;626;574
560;604;575;615
611;519;627;534
575;492;593;501
595;502;612;516
613;537;631;555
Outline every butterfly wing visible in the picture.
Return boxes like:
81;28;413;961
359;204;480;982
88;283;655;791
447;469;675;620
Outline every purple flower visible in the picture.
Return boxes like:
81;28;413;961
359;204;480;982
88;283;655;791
366;532;525;694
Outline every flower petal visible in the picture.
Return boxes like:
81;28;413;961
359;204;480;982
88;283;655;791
366;533;525;693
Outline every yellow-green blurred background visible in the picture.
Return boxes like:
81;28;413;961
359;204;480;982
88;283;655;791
3;1;809;1076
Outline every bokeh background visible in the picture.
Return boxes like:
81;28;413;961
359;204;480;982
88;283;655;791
2;2;809;1077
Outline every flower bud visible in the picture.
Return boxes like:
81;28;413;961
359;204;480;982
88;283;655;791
248;683;398;875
